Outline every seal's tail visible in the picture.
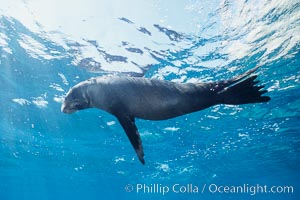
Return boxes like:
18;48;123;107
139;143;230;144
215;67;271;105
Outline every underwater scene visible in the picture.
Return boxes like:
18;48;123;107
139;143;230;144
0;0;299;199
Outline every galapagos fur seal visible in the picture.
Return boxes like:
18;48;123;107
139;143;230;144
61;67;270;164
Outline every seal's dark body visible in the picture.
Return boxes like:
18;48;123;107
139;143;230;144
61;67;270;164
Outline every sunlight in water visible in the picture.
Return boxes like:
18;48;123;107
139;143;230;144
0;0;299;199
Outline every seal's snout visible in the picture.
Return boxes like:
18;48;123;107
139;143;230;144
61;102;77;114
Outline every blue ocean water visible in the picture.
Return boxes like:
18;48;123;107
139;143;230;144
0;0;299;200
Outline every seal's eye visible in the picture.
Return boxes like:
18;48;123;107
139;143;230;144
72;100;82;107
73;100;81;105
73;99;88;110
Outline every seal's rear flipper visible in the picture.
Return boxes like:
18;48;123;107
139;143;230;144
117;115;145;164
216;67;271;105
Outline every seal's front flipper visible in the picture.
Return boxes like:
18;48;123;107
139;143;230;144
117;115;145;164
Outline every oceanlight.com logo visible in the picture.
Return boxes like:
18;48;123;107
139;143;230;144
124;183;294;196
208;184;294;196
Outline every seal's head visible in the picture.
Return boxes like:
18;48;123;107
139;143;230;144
61;83;90;114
